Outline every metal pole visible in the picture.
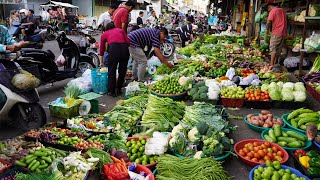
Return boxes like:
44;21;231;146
299;0;309;77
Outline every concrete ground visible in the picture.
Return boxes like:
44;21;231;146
1;34;320;179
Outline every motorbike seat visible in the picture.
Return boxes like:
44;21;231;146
20;48;55;60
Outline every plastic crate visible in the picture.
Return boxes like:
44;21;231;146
221;98;245;108
91;68;108;95
306;83;320;102
49;102;81;119
245;100;272;109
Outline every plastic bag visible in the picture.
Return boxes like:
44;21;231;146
125;81;141;96
12;70;40;90
56;53;66;67
304;32;320;52
67;77;92;94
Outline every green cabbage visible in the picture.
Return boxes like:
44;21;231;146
292;91;306;102
12;70;40;90
261;84;269;92
281;89;294;101
268;82;279;91
294;82;306;92
269;89;281;100
277;81;284;90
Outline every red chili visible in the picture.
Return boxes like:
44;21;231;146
294;149;306;157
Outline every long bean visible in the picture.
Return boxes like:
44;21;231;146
156;155;230;180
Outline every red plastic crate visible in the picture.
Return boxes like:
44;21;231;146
221;98;245;108
306;83;320;102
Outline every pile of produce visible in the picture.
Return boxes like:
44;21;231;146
253;161;307;180
303;72;320;83
208;66;228;77
238;141;285;163
141;94;185;132
74;140;104;151
286;108;320;131
151;76;185;95
56;136;83;146
126;137;158;165
246;110;284;128
293;149;320;177
245;87;270;101
221;86;246;99
156;154;230;180
188;81;209;100
67;116;113;133
15;147;67;173
154;64;175;75
125;82;150;98
263;126;308;149
262;82;306;102
84;148;112;170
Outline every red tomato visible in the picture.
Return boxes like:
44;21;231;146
267;152;274;160
239;149;245;156
253;142;259;147
261;144;266;149
247;152;254;159
277;151;284;157
251;158;258;162
264;142;271;147
254;153;260;159
253;147;260;152
259;159;265;164
264;155;271;161
263;149;268;154
243;148;249;154
272;146;278;153
257;150;265;157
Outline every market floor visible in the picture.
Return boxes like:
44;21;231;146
1;34;320;179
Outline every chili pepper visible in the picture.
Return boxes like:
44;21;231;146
299;156;310;169
306;150;320;158
309;157;320;167
307;167;320;177
294;149;306;157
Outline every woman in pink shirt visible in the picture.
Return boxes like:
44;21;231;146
99;22;130;97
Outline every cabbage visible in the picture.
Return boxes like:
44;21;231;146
294;82;306;92
12;70;40;90
269;82;279;91
281;89;294;101
261;84;269;92
283;82;294;91
292;91;306;102
277;81;284;90
269;89;281;100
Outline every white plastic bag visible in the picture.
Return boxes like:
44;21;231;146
55;52;66;67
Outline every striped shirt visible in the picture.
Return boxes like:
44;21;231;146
128;28;160;49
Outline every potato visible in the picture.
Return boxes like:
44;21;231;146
247;114;254;119
261;110;271;115
262;123;270;128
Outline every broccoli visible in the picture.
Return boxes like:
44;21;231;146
189;87;198;96
192;91;201;100
198;86;208;93
220;136;231;151
169;133;187;154
199;93;208;100
196;121;209;135
194;81;205;88
213;143;224;156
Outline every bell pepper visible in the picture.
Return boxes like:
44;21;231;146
306;150;320;158
307;167;320;177
299;156;310;169
294;149;306;157
309;157;320;167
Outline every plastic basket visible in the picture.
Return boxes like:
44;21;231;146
282;113;320;135
91;68;108;94
244;113;284;132
150;90;187;100
0;65;41;93
221;98;245;108
49;101;81;119
306;83;320;102
290;150;320;178
272;100;307;109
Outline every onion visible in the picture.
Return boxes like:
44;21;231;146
272;118;278;124
266;114;273;118
265;119;273;125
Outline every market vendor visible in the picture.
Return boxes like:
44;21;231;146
266;2;287;66
0;25;25;53
128;27;174;81
176;24;198;47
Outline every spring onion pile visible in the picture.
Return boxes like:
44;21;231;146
64;84;81;99
141;95;185;132
156;154;230;180
310;55;320;72
85;148;112;170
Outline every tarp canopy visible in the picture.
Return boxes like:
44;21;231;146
40;1;79;8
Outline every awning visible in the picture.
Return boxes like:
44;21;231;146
40;1;79;8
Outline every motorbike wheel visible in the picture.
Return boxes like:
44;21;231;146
77;59;96;77
11;103;46;131
88;52;100;67
161;41;175;58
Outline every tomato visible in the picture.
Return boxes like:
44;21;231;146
265;95;269;99
267;152;274;160
253;147;260;152
275;156;283;162
276;151;284;157
255;96;260;101
272;146;278;153
259;159;265;164
245;94;249;98
253;142;259;147
244;144;248;148
262;149;268;154
244;156;250;160
251;158;258;162
254;153;260;159
261;144;266;149
247;152;254;158
264;142;271;147
239;149;245;156
243;148;249;154
257;150;265;157
248;145;254;151
264;155;271;161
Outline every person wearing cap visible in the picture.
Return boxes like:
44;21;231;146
266;2;287;66
97;4;117;30
176;23;197;47
112;0;136;34
128;27;173;81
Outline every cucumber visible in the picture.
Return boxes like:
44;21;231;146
264;134;275;142
282;131;288;137
15;160;27;167
38;163;48;169
40;160;46;165
268;129;277;142
41;156;52;163
277;141;287;147
274;125;281;137
34;151;47;157
300;125;307;130
30;161;40;171
287;141;302;148
291;119;298;128
25;154;35;160
277;137;297;143
286;131;306;141
26;156;37;164
28;159;37;169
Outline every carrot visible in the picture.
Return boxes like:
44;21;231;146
126;162;131;166
110;156;121;163
115;163;122;172
120;158;126;167
119;163;128;173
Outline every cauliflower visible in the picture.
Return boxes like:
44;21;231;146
178;76;190;87
193;151;204;159
207;90;219;100
187;127;200;142
169;132;187;154
171;124;185;136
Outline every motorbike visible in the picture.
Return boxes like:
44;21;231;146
77;28;100;67
16;31;96;85
0;52;46;131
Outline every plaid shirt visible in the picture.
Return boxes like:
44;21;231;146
0;25;16;52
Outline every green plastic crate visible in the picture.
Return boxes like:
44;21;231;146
49;102;81;119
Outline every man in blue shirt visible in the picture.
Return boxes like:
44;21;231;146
0;25;24;52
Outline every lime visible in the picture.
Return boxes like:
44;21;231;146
126;142;131;147
130;139;136;144
135;158;141;164
139;146;145;152
136;142;142;147
141;140;146;145
142;160;148;165
137;152;142;157
138;137;144;141
129;156;135;162
132;148;138;154
142;155;148;161
127;153;131;157
150;160;155;164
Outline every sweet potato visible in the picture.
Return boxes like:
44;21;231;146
306;124;317;141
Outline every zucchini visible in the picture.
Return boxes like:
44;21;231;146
286;131;306;141
268;129;277;142
274;125;281;137
264;135;275;142
277;137;297;143
287;141;302;148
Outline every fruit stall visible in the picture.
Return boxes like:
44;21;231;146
2;30;320;179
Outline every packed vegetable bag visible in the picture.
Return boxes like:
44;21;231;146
11;69;40;90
